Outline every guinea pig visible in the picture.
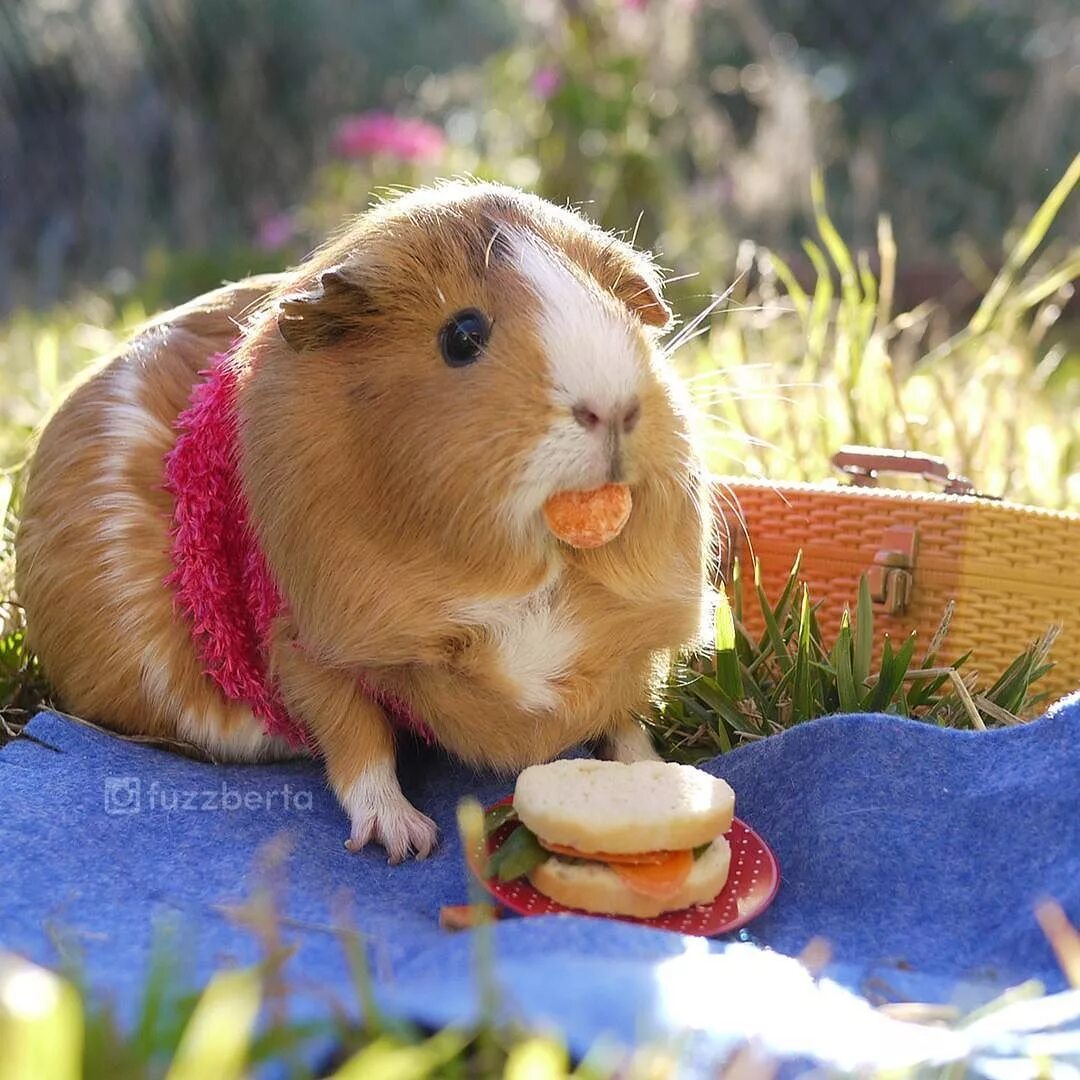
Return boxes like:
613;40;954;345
15;181;714;861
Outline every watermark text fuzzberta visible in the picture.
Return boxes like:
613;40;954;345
104;776;313;815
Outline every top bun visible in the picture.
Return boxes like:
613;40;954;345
513;759;735;854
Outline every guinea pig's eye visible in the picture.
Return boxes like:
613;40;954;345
439;309;490;368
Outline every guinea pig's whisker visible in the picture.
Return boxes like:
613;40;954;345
678;363;780;385
659;472;701;512
666;307;799;362
692;422;792;456
693;394;800;411
695;429;778;452
658;272;700;288
688;381;821;400
665;286;739;356
698;435;809;479
712;478;756;561
666;270;753;348
710;303;793;316
664;324;715;358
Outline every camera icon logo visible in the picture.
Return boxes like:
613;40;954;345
104;776;141;815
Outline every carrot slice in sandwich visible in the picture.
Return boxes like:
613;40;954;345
539;840;678;865
608;849;695;900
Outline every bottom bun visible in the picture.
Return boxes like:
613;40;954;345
527;835;731;918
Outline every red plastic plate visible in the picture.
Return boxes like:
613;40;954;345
477;797;780;937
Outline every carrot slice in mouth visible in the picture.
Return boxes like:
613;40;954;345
542;483;632;549
608;849;695;899
539;839;682;865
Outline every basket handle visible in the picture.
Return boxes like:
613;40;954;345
831;446;984;497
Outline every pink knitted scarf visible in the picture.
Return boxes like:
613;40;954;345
163;353;434;750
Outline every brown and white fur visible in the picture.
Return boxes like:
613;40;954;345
16;182;713;861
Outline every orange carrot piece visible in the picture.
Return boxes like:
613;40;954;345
542;484;632;549
539;839;680;865
608;849;695;899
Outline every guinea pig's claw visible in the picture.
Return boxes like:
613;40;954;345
344;802;438;863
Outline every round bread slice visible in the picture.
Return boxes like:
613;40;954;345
528;835;732;918
513;759;734;855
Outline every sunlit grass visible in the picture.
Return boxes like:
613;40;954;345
655;555;1058;763
0;296;144;471
675;158;1080;511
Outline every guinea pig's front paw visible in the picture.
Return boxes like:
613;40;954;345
340;765;438;863
345;800;439;863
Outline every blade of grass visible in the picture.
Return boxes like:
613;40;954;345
970;150;1080;334
331;1030;470;1080
791;587;814;722
768;249;810;323
1014;252;1080;312
902;669;986;730
973;696;1023;727
831;610;859;712
811;170;860;313
164;968;262;1080
755;562;793;676
853;574;874;689
875;214;896;332
868;631;917;712
770;552;804;619
713;585;744;700
802;239;835;366
683;677;737;750
863;635;894;712
922;601;955;669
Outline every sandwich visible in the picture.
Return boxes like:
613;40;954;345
486;759;735;919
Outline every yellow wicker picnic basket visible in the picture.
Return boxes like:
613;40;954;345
715;448;1080;705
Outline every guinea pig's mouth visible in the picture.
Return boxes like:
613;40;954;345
544;463;639;509
564;434;641;492
504;415;647;541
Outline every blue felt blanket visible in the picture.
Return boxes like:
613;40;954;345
2;695;1078;1073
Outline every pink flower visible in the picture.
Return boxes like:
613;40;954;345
255;212;296;251
531;66;562;100
623;0;648;9
334;112;447;163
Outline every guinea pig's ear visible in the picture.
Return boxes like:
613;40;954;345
610;267;672;329
277;268;375;351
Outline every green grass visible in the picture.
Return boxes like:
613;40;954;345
653;555;1058;764
676;159;1080;512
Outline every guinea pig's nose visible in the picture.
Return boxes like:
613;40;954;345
572;403;603;431
572;397;642;434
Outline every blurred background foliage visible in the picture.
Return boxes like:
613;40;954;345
2;0;1077;308
0;0;1078;506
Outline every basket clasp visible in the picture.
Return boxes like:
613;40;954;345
868;525;919;614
